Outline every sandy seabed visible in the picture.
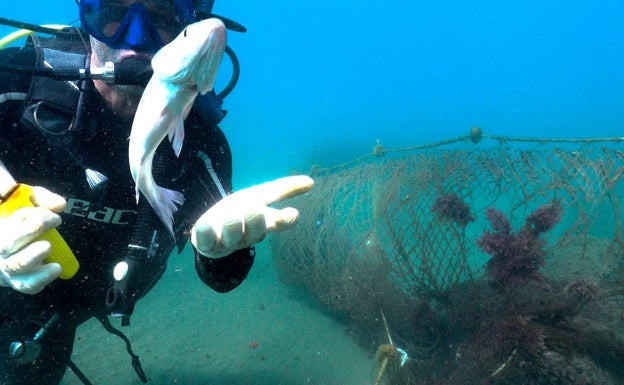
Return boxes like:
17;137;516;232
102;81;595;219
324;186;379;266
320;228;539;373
61;240;374;385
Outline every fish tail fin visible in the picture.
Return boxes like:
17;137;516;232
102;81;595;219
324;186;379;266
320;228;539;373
147;186;185;237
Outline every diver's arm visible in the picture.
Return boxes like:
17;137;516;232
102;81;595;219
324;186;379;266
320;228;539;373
187;174;313;294
181;100;312;292
173;110;257;292
0;48;65;294
190;175;313;286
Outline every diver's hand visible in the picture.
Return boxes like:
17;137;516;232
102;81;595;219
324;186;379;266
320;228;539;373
191;175;314;258
0;187;66;294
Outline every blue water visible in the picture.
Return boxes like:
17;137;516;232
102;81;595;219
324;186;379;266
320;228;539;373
2;1;623;186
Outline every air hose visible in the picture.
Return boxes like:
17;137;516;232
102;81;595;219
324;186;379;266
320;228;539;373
105;150;175;326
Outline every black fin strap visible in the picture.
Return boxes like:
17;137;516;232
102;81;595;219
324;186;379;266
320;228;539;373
96;315;148;383
67;360;94;385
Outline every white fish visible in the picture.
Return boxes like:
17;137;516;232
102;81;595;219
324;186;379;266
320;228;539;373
128;18;227;236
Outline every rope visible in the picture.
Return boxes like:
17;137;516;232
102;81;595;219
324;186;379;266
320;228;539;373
311;127;624;175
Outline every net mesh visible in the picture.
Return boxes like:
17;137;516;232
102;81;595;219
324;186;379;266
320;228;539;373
273;138;624;304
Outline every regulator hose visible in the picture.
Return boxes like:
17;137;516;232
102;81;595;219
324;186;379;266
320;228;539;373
105;150;174;326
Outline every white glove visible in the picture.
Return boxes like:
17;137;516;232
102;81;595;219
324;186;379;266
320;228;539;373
0;187;66;294
191;175;314;258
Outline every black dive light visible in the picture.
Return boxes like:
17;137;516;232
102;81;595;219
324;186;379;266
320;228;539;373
0;60;153;86
85;60;154;85
0;47;240;97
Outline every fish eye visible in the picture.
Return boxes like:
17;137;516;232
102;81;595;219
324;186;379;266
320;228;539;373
183;28;188;37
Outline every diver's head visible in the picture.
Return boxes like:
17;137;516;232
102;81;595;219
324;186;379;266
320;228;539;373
77;0;196;117
78;0;197;53
77;0;224;117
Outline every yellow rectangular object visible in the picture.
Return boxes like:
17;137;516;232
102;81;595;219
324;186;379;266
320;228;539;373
0;184;78;279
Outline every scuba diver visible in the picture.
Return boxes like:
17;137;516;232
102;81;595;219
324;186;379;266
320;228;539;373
0;0;313;384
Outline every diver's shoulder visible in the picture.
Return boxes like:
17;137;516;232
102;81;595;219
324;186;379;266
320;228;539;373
0;45;36;94
0;44;36;66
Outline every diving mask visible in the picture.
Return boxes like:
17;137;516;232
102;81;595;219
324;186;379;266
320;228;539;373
79;0;196;52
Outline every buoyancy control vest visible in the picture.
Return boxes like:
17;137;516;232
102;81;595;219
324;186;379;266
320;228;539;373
15;28;227;326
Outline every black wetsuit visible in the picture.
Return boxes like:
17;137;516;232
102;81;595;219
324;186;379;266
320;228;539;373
0;41;254;384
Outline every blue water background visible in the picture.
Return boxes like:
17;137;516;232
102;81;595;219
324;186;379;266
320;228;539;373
2;1;623;187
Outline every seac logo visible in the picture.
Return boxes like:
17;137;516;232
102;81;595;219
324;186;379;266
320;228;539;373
63;198;136;225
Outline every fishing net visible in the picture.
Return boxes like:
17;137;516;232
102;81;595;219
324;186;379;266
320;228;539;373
271;129;624;383
274;130;623;299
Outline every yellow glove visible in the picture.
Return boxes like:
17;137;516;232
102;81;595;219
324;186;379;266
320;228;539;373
191;175;314;258
0;187;68;294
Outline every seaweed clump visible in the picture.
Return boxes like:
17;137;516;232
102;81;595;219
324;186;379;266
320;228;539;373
478;200;562;289
379;199;624;385
431;193;476;228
